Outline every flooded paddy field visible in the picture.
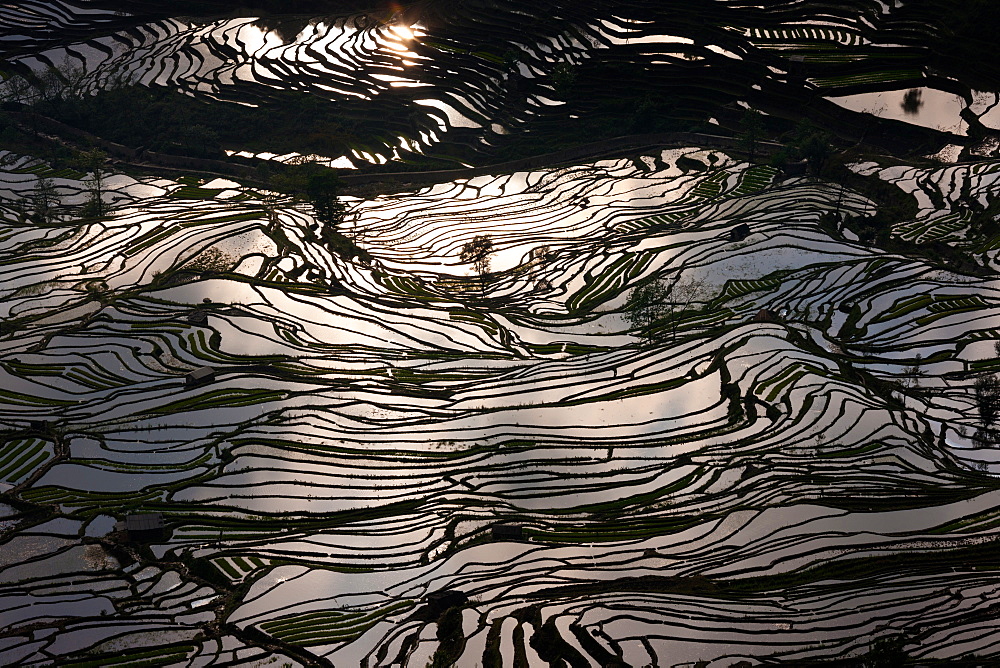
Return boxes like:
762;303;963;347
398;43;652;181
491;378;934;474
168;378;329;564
2;0;1000;666
5;0;1000;166
0;144;998;664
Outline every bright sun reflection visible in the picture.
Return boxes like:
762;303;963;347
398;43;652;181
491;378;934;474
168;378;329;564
390;25;415;40
383;23;424;63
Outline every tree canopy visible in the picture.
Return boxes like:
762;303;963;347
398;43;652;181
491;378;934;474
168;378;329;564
460;235;494;294
306;171;345;230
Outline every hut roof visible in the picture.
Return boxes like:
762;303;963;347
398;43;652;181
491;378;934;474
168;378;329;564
729;223;752;241
186;366;216;385
125;513;163;532
491;524;524;539
753;309;782;324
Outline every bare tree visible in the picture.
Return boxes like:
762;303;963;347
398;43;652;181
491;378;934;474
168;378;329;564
37;58;86;103
672;276;709;309
902;354;923;391
624;275;710;344
0;74;36;106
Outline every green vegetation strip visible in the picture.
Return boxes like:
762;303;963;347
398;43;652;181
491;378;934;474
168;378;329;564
59;645;196;668
872;294;933;324
0;388;75;407
259;600;414;645
567;251;655;313
169;186;225;199
0;439;50;483
718;276;781;301
809;69;922;88
150;388;287;414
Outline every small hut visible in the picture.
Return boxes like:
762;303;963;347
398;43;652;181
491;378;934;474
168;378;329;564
425;590;468;616
491;524;524;540
752;309;782;324
729;223;752;242
185;366;216;387
123;513;165;542
186;310;207;324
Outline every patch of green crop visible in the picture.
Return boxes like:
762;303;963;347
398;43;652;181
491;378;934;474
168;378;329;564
150;388;287;415
260;600;415;645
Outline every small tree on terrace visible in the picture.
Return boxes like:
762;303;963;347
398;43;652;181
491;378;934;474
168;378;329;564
460;235;494;295
901;354;923;391
738;108;765;163
75;149;110;218
974;373;1000;444
624;276;710;344
551;62;577;98
306;170;345;231
31;175;59;224
624;279;670;336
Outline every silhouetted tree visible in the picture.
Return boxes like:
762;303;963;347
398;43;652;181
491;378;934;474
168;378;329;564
861;634;910;667
551;62;576;98
902;354;923;391
0;74;35;106
624;279;670;340
75;149;109;218
460;235;494;295
306;170;345;230
625;276;710;343
974;373;1000;443
31;176;59;224
800;132;832;173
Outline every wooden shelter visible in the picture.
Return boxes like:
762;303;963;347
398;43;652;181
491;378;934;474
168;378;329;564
185;366;216;386
752;309;782;324
729;223;751;242
491;524;524;540
123;513;165;542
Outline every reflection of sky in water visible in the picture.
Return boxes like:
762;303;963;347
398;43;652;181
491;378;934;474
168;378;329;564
827;87;968;135
1;121;999;662
23;16;427;94
14;12;432;166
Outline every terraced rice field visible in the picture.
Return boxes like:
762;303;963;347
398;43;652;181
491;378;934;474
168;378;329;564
0;138;999;665
4;0;995;165
3;0;1000;666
